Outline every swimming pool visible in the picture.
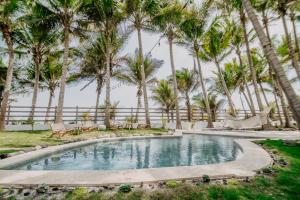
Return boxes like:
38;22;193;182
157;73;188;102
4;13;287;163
12;134;243;171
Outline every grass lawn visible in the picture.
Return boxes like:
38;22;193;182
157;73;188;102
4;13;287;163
62;139;300;200
0;128;168;151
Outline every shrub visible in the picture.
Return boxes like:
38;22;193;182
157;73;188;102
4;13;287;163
202;174;210;183
0;187;3;197
262;167;272;174
65;187;88;200
166;180;179;188
119;184;132;193
227;179;239;186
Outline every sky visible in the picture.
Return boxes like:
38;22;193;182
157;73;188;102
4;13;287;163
10;2;300;111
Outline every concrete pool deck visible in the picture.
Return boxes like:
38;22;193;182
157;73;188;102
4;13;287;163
0;130;299;186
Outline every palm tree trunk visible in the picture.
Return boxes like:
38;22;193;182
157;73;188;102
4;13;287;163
94;82;102;123
0;27;14;130
29;50;41;121
167;35;181;129
137;28;151;127
259;82;269;106
55;26;70;124
214;58;237;117
240;92;248;118
290;12;300;62
241;89;251;114
236;47;256;115
276;80;291;128
240;10;264;113
136;87;142;122
185;92;191;122
242;0;300;129
105;49;111;128
281;14;300;79
195;46;214;128
273;85;283;126
45;89;54;124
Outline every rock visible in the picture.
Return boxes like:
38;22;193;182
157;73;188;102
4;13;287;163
36;184;49;194
158;181;164;188
223;179;227;185
98;187;105;192
41;144;48;148
35;145;42;150
0;154;9;159
23;189;31;197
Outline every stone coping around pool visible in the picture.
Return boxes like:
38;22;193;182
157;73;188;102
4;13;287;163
0;133;273;186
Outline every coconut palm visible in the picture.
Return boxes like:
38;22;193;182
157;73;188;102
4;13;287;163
193;93;225;122
35;0;87;124
116;49;163;122
0;0;22;130
200;21;237;116
15;4;60;121
242;0;300;129
152;1;183;129
124;0;160;127
174;68;199;122
227;19;256;115
83;0;125;128
289;2;300;60
179;1;214;127
152;80;176;122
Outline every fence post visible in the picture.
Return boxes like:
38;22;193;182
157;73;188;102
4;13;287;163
130;107;133;121
75;106;79;123
6;105;11;125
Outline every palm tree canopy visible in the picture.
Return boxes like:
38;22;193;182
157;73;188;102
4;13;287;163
152;79;176;111
175;68;199;95
193;92;225;114
116;49;163;87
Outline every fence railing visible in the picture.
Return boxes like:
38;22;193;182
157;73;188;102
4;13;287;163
5;105;287;125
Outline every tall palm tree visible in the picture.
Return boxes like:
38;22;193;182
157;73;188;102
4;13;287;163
179;1;214;127
227;19;256;115
124;0;160;127
83;0;125;128
193;93;225;122
117;50;163;121
152;80;176;122
175;68;199;122
36;0;87;124
201;21;237;116
289;2;300;60
0;0;22;130
15;4;60;121
152;1;183;128
242;0;300;129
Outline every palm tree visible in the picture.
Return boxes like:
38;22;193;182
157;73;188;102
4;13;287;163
36;0;87;124
124;0;160;127
289;2;300;60
275;0;300;79
179;1;214;127
83;0;125;128
15;4;60;121
152;1;183;128
242;0;300;129
117;50;163;122
201;21;237;116
227;20;256;115
175;68;199;122
193;93;225;122
152;80;176;122
0;0;22;130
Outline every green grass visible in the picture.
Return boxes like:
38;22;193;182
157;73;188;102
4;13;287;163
63;139;300;200
0;129;168;150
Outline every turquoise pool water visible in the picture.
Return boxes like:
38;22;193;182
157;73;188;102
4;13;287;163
13;135;242;170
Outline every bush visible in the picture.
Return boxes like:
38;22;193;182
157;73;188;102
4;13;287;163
262;167;272;174
227;179;239;186
65;187;88;200
166;180;179;188
118;184;132;193
0;187;3;197
202;174;210;183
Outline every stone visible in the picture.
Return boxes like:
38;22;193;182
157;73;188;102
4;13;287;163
23;189;31;197
36;184;49;194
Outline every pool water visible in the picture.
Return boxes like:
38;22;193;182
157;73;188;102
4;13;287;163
13;135;243;171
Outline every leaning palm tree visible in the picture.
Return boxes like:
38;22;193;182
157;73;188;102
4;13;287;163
35;0;87;124
201;21;237;117
193;93;225;122
152;1;183;129
0;0;22;130
116;50;163;121
289;2;300;60
15;4;60;121
83;0;125;128
124;0;160;127
242;0;300;129
152;80;176;122
174;68;199;122
179;0;214;127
